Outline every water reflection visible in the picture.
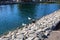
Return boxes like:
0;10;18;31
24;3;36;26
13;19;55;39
18;4;36;19
0;3;60;35
35;4;60;19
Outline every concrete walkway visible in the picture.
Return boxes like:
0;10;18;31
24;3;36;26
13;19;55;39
45;31;60;40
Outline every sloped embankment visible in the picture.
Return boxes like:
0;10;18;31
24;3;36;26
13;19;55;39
0;10;60;40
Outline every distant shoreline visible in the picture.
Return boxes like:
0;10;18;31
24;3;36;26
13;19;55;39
0;1;56;5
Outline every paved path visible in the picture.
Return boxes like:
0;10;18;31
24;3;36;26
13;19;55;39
45;31;60;40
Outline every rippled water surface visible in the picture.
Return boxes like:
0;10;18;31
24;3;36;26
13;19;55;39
0;3;60;35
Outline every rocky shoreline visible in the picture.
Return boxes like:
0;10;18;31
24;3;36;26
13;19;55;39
0;10;60;40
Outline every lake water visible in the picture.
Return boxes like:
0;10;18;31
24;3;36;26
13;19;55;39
0;3;60;35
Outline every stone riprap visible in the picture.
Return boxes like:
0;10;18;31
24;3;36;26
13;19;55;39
0;10;60;40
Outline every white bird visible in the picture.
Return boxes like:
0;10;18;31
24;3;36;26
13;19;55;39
22;23;26;26
28;17;32;20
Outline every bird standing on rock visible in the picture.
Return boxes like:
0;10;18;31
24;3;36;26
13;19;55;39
32;19;36;23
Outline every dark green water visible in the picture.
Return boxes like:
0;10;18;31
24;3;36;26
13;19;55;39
0;3;60;35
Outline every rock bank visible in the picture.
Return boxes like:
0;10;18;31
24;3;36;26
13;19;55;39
0;10;60;40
